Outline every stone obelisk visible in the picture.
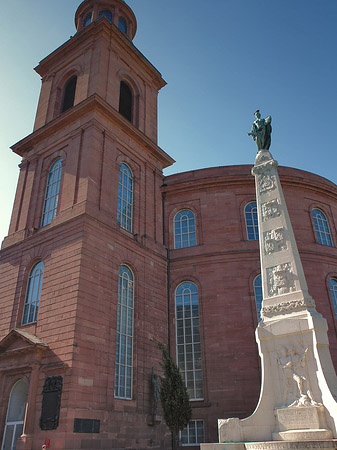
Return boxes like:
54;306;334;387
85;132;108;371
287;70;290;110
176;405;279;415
202;112;337;449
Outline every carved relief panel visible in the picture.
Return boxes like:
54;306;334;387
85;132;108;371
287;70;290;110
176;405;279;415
262;199;281;222
267;263;295;296
264;227;287;255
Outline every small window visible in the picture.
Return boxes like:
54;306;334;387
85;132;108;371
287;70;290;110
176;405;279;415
253;274;263;322
174;210;196;249
245;202;259;240
329;278;337;318
61;76;77;113
117;163;133;232
114;265;134;399
22;261;44;325
83;13;92;27
119;81;133;122
175;282;203;400
1;380;28;450
180;420;205;445
118;17;127;33
99;10;112;23
312;208;333;247
41;158;63;227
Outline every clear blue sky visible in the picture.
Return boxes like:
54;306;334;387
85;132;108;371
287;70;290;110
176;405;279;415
1;0;337;243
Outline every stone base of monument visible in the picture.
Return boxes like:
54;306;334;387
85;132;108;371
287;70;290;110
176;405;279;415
272;405;333;441
201;440;337;450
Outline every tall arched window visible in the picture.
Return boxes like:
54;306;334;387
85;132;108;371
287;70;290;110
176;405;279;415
312;209;333;246
253;274;263;322
61;76;77;113
245;202;259;240
41;159;63;227
117;163;133;232
329;278;337;318
22;261;44;325
175;282;203;400
99;10;112;23
118;17;127;33
119;81;133;122
115;265;134;399
174;210;196;249
1;380;28;450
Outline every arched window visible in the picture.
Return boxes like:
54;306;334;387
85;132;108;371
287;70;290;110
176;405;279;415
329;278;337;318
119;81;133;122
118;17;127;33
245;202;259;240
175;282;203;400
253;274;263;322
41;158;63;227
83;13;92;27
1;380;28;450
22;261;44;325
117;163;133;232
114;265;134;399
61;76;77;113
312;209;333;246
99;10;112;23
174;210;196;249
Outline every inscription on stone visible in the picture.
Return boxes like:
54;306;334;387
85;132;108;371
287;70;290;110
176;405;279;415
40;376;63;430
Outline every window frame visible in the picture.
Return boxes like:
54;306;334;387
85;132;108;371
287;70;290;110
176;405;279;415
61;76;77;113
22;261;44;325
99;9;112;23
312;208;333;247
253;274;263;322
329;278;337;319
175;281;203;401
1;380;28;450
83;12;92;27
41;158;63;227
117;163;133;233
114;265;134;400
244;201;259;241
118;16;127;33
180;419;205;446
174;209;197;249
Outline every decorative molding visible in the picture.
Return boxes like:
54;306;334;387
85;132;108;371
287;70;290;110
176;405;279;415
264;227;287;255
262;298;316;315
258;173;277;194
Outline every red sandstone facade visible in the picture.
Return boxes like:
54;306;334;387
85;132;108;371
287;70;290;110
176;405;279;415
1;2;337;450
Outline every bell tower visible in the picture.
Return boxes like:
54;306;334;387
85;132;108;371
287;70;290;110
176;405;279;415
0;1;173;449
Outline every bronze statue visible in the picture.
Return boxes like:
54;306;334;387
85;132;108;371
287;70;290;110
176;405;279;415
248;110;272;151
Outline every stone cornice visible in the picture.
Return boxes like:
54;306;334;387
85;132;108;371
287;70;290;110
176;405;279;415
34;19;166;90
11;94;175;168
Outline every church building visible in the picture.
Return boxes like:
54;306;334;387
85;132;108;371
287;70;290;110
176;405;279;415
1;1;337;449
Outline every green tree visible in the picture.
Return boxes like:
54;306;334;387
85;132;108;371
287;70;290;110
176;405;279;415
156;340;192;449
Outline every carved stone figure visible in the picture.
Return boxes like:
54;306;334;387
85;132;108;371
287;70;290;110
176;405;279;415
248;110;272;151
152;366;160;416
276;346;318;407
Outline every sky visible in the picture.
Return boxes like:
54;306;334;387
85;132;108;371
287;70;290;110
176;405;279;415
1;0;337;244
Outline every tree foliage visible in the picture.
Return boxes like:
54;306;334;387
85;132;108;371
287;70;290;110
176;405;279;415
155;340;192;443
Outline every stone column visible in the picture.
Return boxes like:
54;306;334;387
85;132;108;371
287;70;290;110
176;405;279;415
206;149;337;448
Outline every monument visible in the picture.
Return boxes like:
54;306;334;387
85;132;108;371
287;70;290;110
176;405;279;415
201;112;337;449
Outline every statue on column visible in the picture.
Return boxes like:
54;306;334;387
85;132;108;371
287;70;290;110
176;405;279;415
248;110;272;151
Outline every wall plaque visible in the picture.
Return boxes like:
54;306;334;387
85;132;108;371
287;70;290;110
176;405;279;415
40;376;63;430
